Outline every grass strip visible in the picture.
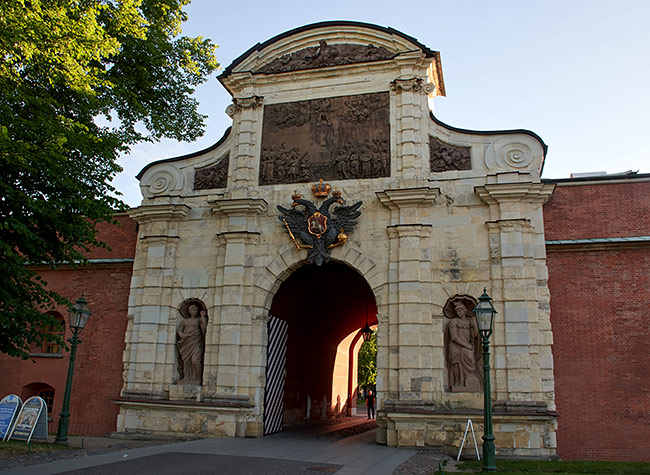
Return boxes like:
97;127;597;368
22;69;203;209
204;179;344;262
0;440;76;458
455;459;650;474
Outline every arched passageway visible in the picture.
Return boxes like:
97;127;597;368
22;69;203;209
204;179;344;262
268;261;378;428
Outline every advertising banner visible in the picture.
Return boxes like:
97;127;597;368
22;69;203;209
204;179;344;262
9;396;48;443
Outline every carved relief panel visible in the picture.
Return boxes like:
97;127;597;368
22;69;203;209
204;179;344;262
260;92;390;185
443;295;482;393
194;154;229;190
429;136;471;172
257;40;395;74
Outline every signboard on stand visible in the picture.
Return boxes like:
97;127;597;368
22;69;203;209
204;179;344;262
0;394;22;441
9;396;48;443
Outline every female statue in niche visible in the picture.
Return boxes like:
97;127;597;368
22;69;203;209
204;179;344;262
443;295;483;392
176;299;208;385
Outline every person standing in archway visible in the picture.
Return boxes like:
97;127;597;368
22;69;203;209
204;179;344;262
366;389;375;419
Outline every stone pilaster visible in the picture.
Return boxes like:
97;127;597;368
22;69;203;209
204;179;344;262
208;197;268;420
124;202;191;398
475;175;556;409
377;187;439;408
390;68;432;179
225;93;264;190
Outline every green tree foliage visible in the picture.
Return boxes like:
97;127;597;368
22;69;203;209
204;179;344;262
0;0;218;358
358;332;377;390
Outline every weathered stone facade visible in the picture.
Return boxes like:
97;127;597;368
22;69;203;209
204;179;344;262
118;22;557;456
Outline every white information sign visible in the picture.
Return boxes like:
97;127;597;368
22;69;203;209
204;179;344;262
9;396;48;443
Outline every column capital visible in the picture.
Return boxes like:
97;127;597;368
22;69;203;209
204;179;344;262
389;77;434;95
486;219;534;233
209;197;268;216
225;95;264;117
128;203;191;224
376;187;439;210
475;182;555;205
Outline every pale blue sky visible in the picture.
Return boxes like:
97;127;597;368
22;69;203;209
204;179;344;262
115;0;650;206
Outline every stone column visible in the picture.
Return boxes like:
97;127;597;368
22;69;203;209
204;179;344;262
124;202;190;398
377;187;439;408
207;196;268;433
475;175;556;409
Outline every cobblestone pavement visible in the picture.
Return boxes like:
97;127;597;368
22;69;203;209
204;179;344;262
393;448;459;474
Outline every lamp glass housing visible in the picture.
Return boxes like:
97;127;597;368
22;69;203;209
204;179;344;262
69;296;91;332
473;289;497;336
361;324;373;342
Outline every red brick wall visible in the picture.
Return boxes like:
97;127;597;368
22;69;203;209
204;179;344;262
544;180;650;462
87;214;138;259
0;214;138;436
544;181;650;240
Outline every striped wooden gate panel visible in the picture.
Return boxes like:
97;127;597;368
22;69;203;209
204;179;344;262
263;315;288;435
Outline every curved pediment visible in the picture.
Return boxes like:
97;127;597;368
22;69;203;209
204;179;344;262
256;40;396;74
219;21;443;90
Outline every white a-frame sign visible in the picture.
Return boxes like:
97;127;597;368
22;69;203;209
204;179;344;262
9;396;48;443
0;394;22;441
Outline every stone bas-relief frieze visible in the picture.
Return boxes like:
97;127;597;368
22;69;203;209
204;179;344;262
194;155;229;190
443;295;482;392
260;93;389;185
429;136;471;172
257;40;396;74
176;299;208;385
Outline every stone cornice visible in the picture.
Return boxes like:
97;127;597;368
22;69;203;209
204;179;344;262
209;197;269;216
114;397;254;411
128;203;191;224
376;187;440;209
475;182;555;205
546;236;650;252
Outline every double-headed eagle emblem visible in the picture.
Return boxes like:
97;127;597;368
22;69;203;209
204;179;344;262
278;179;362;265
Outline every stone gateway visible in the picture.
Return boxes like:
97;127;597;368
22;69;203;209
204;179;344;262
118;21;557;456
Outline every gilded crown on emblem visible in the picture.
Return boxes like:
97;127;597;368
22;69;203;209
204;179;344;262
311;178;331;198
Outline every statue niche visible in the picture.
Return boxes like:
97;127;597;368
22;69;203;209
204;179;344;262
175;298;208;385
443;295;483;392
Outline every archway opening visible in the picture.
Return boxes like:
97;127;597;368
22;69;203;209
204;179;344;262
268;261;378;428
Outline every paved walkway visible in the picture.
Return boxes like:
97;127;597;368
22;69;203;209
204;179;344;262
1;428;419;475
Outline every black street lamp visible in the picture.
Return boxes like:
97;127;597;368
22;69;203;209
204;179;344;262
55;296;91;444
360;294;374;342
473;289;497;472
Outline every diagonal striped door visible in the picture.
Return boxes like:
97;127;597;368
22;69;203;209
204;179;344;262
263;315;288;435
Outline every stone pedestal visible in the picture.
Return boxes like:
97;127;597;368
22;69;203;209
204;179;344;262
169;384;202;402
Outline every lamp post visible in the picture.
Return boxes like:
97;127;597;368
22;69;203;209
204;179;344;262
473;289;497;472
55;296;91;444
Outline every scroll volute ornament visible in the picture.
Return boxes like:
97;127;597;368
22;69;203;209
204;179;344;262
443;295;483;392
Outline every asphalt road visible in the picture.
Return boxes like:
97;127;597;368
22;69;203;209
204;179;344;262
57;452;341;475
